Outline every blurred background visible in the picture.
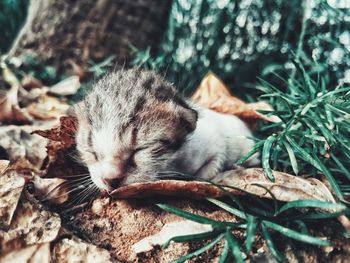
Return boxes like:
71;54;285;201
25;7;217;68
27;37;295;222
1;0;350;96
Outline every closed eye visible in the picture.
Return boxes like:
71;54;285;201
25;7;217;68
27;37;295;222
134;146;148;152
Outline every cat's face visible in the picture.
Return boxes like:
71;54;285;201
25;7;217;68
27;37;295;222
74;69;197;191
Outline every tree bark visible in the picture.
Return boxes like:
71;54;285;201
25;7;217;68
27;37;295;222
9;0;172;73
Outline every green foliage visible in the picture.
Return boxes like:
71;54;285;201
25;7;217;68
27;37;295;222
158;192;348;262
240;59;350;198
0;0;28;53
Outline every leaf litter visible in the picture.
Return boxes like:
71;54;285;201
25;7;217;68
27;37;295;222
0;65;348;262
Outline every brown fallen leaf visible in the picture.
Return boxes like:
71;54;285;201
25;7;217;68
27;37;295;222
0;243;50;263
0;190;61;255
33;116;86;179
133;220;213;254
191;73;281;125
52;237;113;263
0;170;25;229
111;168;334;203
33;116;77;144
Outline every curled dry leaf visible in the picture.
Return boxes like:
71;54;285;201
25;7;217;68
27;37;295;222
52;237;113;263
0;243;50;263
0;124;54;169
0;83;33;124
32;116;86;179
0;190;61;255
31;175;69;204
133;220;213;254
1;64;70;124
26;94;70;121
111;168;334;203
0;170;25;229
191;73;281;125
33;116;77;144
48;75;81;96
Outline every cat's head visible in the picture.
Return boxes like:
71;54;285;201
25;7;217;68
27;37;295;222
74;69;197;191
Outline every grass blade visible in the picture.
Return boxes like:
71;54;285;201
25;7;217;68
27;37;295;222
277;200;347;215
282;140;299;175
262;135;277;181
163;230;221;248
262;221;331;246
236;140;264;166
157;204;233;228
245;215;257;253
226;230;244;263
331;154;350;181
261;223;287;263
218;240;229;263
285;135;320;169
171;233;225;263
206;198;246;220
312;154;343;198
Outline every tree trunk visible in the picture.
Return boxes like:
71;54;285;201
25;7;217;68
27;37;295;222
9;0;172;74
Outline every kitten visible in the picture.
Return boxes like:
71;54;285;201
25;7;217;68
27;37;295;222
74;68;258;191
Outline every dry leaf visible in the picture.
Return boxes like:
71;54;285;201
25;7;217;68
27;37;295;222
111;168;334;203
0;243;50;263
52;237;113;263
21;75;43;90
0;124;54;169
0;84;33;124
33;116;77;144
31;175;69;204
0;170;25;229
27;94;69;120
0;160;9;175
33;116;86;179
0;193;61;255
48;76;81;96
191;73;281;124
133;220;213;254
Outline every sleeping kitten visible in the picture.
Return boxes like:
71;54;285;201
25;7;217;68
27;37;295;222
73;68;259;191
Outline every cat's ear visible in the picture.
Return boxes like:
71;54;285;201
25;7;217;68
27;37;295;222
179;107;198;133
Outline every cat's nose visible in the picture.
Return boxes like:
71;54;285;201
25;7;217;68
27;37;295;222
103;177;124;189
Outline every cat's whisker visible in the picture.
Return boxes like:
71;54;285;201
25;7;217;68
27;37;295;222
41;185;83;202
58;173;90;179
66;176;92;184
67;182;95;207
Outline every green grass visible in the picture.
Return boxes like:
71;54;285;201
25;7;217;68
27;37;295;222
158;188;349;262
158;198;348;262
